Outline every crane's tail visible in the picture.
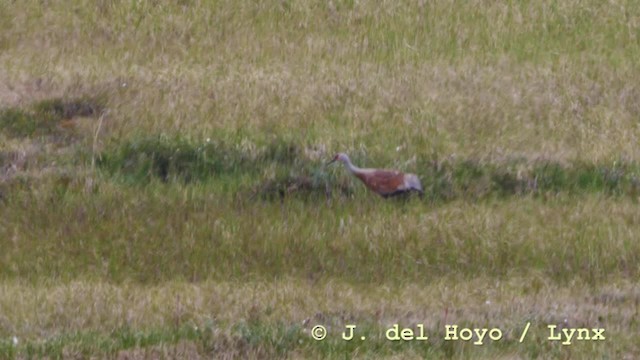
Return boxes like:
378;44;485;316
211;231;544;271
405;174;423;192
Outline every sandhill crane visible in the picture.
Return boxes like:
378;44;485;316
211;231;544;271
327;153;423;198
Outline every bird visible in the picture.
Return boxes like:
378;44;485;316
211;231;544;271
327;153;423;198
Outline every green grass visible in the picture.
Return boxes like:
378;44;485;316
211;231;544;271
96;134;640;201
2;0;640;358
0;97;103;138
2;189;639;285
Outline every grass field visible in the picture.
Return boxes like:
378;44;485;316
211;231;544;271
2;0;640;358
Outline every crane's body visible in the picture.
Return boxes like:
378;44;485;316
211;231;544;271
328;153;423;198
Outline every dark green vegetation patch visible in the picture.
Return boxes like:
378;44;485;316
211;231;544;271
97;136;353;199
0;96;104;138
97;136;295;183
97;136;640;201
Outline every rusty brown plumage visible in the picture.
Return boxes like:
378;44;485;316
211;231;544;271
328;153;423;198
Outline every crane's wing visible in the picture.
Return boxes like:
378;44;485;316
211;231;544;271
354;170;420;196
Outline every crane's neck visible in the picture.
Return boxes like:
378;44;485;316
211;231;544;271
342;158;362;174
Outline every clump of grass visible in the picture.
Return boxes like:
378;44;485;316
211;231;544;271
98;136;222;183
260;140;299;165
0;96;104;139
0;177;30;203
97;135;321;183
233;321;303;358
0;108;46;138
33;97;103;120
100;136;274;183
98;135;360;199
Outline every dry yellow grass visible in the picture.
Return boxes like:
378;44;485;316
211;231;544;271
1;277;638;358
1;1;640;161
2;0;640;358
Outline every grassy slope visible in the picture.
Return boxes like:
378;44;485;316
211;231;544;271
1;0;640;358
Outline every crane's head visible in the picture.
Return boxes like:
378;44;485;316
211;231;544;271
327;153;350;165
